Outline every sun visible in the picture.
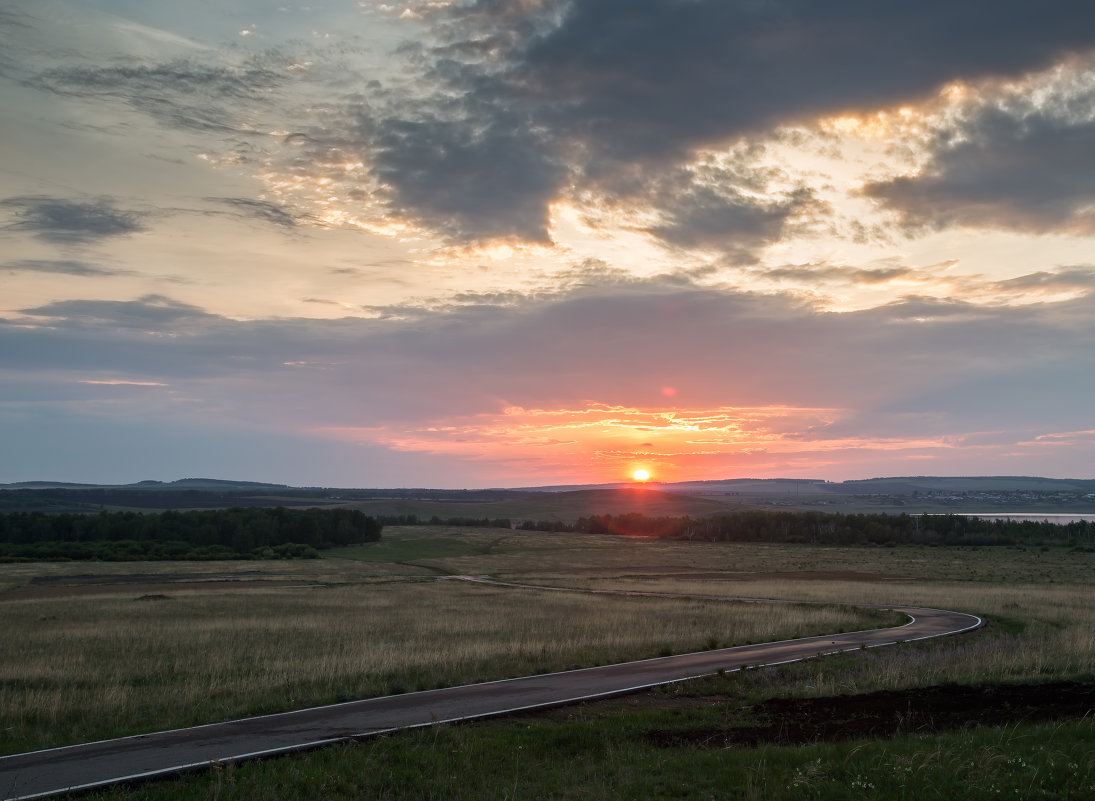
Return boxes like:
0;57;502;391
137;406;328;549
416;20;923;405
632;469;651;482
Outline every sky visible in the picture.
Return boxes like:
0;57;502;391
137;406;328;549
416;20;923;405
3;0;1095;488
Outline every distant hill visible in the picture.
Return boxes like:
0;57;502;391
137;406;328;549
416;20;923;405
0;478;292;491
832;476;1095;493
140;478;293;490
2;475;1093;516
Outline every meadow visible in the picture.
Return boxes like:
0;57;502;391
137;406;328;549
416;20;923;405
1;526;1092;799
0;530;886;756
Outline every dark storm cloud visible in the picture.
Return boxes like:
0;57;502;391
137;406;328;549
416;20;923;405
2;259;131;277
1;196;144;244
349;0;1095;244
652;184;823;255
862;104;1095;234
365;106;564;242
208;197;298;228
504;0;1095;155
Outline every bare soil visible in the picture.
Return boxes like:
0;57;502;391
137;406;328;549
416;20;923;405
545;568;917;582
641;681;1095;747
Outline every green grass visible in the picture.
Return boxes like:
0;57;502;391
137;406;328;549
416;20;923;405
4;527;1095;799
0;561;882;755
328;533;488;564
343;488;745;523
84;707;1095;801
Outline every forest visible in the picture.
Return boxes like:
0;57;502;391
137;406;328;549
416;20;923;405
570;510;1095;547
0;507;382;562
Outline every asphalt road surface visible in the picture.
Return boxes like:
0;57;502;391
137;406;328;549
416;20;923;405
0;580;981;800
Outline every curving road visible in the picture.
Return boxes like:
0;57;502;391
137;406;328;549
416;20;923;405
0;579;981;801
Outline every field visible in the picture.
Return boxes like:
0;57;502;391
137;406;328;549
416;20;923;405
342;487;746;520
1;526;1093;799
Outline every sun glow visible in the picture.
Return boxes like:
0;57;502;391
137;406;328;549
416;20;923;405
319;402;959;484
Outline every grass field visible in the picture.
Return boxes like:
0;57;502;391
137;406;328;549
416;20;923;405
2;526;1093;799
0;532;887;756
342;487;746;521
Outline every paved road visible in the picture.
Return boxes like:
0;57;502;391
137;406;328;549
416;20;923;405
0;581;981;800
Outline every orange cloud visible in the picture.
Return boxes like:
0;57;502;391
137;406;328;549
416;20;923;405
317;403;954;483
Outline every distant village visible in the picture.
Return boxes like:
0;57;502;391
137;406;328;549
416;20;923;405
758;489;1095;510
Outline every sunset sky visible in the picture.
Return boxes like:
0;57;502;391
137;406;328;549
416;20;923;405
4;0;1095;487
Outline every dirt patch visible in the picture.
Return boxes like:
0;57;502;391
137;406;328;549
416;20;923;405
27;572;268;584
642;682;1095;748
724;571;916;582
542;568;917;582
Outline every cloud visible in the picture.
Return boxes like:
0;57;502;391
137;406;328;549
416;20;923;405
336;0;1095;245
764;264;920;286
207;197;298;228
749;261;1095;308
5;279;1094;417
2;259;132;277
994;267;1095;293
369;116;563;243
19;295;218;331
1;196;144;244
862;99;1095;234
4;282;1095;480
652;184;824;256
0;7;32;77
32;58;287;135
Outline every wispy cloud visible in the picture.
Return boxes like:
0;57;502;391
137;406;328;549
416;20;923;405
32;58;287;135
206;197;298;228
1;196;144;244
749;262;1095;309
79;379;169;387
2;259;133;277
18;295;217;331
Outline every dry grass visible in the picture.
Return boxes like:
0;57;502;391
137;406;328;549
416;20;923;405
511;573;1095;694
2;528;1091;757
358;528;1094;585
354;528;1095;692
0;570;875;755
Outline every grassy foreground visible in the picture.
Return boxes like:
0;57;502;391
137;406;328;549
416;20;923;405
81;714;1095;801
0;531;886;755
1;526;1093;799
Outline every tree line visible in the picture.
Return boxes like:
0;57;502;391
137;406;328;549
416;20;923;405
0;507;382;562
569;510;1095;547
378;509;1095;546
376;514;514;529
